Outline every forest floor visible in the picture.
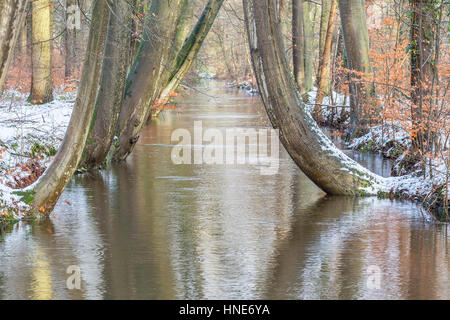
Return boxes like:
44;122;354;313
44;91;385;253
0;84;448;227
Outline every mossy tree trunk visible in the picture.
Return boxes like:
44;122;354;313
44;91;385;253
82;0;132;169
29;0;53;104
243;0;384;196
112;0;184;161
159;0;225;100
0;0;29;91
29;0;110;213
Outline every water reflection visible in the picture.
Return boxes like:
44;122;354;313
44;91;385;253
0;82;448;300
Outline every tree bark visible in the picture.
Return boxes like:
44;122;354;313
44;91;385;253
0;0;29;91
159;0;225;100
338;0;373;134
82;0;132;169
65;0;79;80
302;1;313;92
243;0;384;196
29;0;110;213
292;0;305;93
112;0;183;161
409;0;438;154
29;0;53;104
315;0;337;110
317;0;332;95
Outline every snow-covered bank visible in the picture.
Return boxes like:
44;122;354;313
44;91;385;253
305;88;449;220
0;89;74;225
0;85;448;226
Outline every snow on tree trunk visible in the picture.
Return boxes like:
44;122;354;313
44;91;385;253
243;0;385;196
29;0;111;213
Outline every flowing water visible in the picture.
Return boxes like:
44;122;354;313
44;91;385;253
0;82;448;300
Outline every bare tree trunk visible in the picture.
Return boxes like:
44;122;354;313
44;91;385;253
338;0;373;134
29;0;53;104
112;0;184;161
82;0;132;169
292;0;305;94
318;0;331;60
29;0;110;213
315;0;337;111
317;0;332;95
409;0;438;154
302;1;313;92
173;0;196;56
243;0;384;196
19;12;28;56
65;0;79;80
0;0;29;91
159;0;225;100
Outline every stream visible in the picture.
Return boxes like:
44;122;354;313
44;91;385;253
0;81;448;300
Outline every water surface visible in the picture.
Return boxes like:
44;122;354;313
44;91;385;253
0;82;448;300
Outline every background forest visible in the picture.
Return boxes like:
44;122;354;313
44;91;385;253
0;0;449;225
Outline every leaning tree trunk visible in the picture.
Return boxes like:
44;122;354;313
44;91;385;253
159;0;225;100
315;0;337;110
0;0;29;91
82;0;132;169
29;0;53;104
338;0;373;134
243;0;385;196
112;0;183;161
27;0;110;213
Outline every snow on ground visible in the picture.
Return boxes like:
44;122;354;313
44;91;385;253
0;89;74;218
306;88;449;206
0;86;448;221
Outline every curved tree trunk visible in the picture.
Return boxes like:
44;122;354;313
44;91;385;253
29;0;53;104
243;0;385;196
0;0;29;91
28;0;111;213
159;0;225;100
112;0;183;161
82;0;132;169
338;0;373;134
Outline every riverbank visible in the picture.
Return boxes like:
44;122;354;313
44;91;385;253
0;89;75;227
0;83;448;228
304;89;448;221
